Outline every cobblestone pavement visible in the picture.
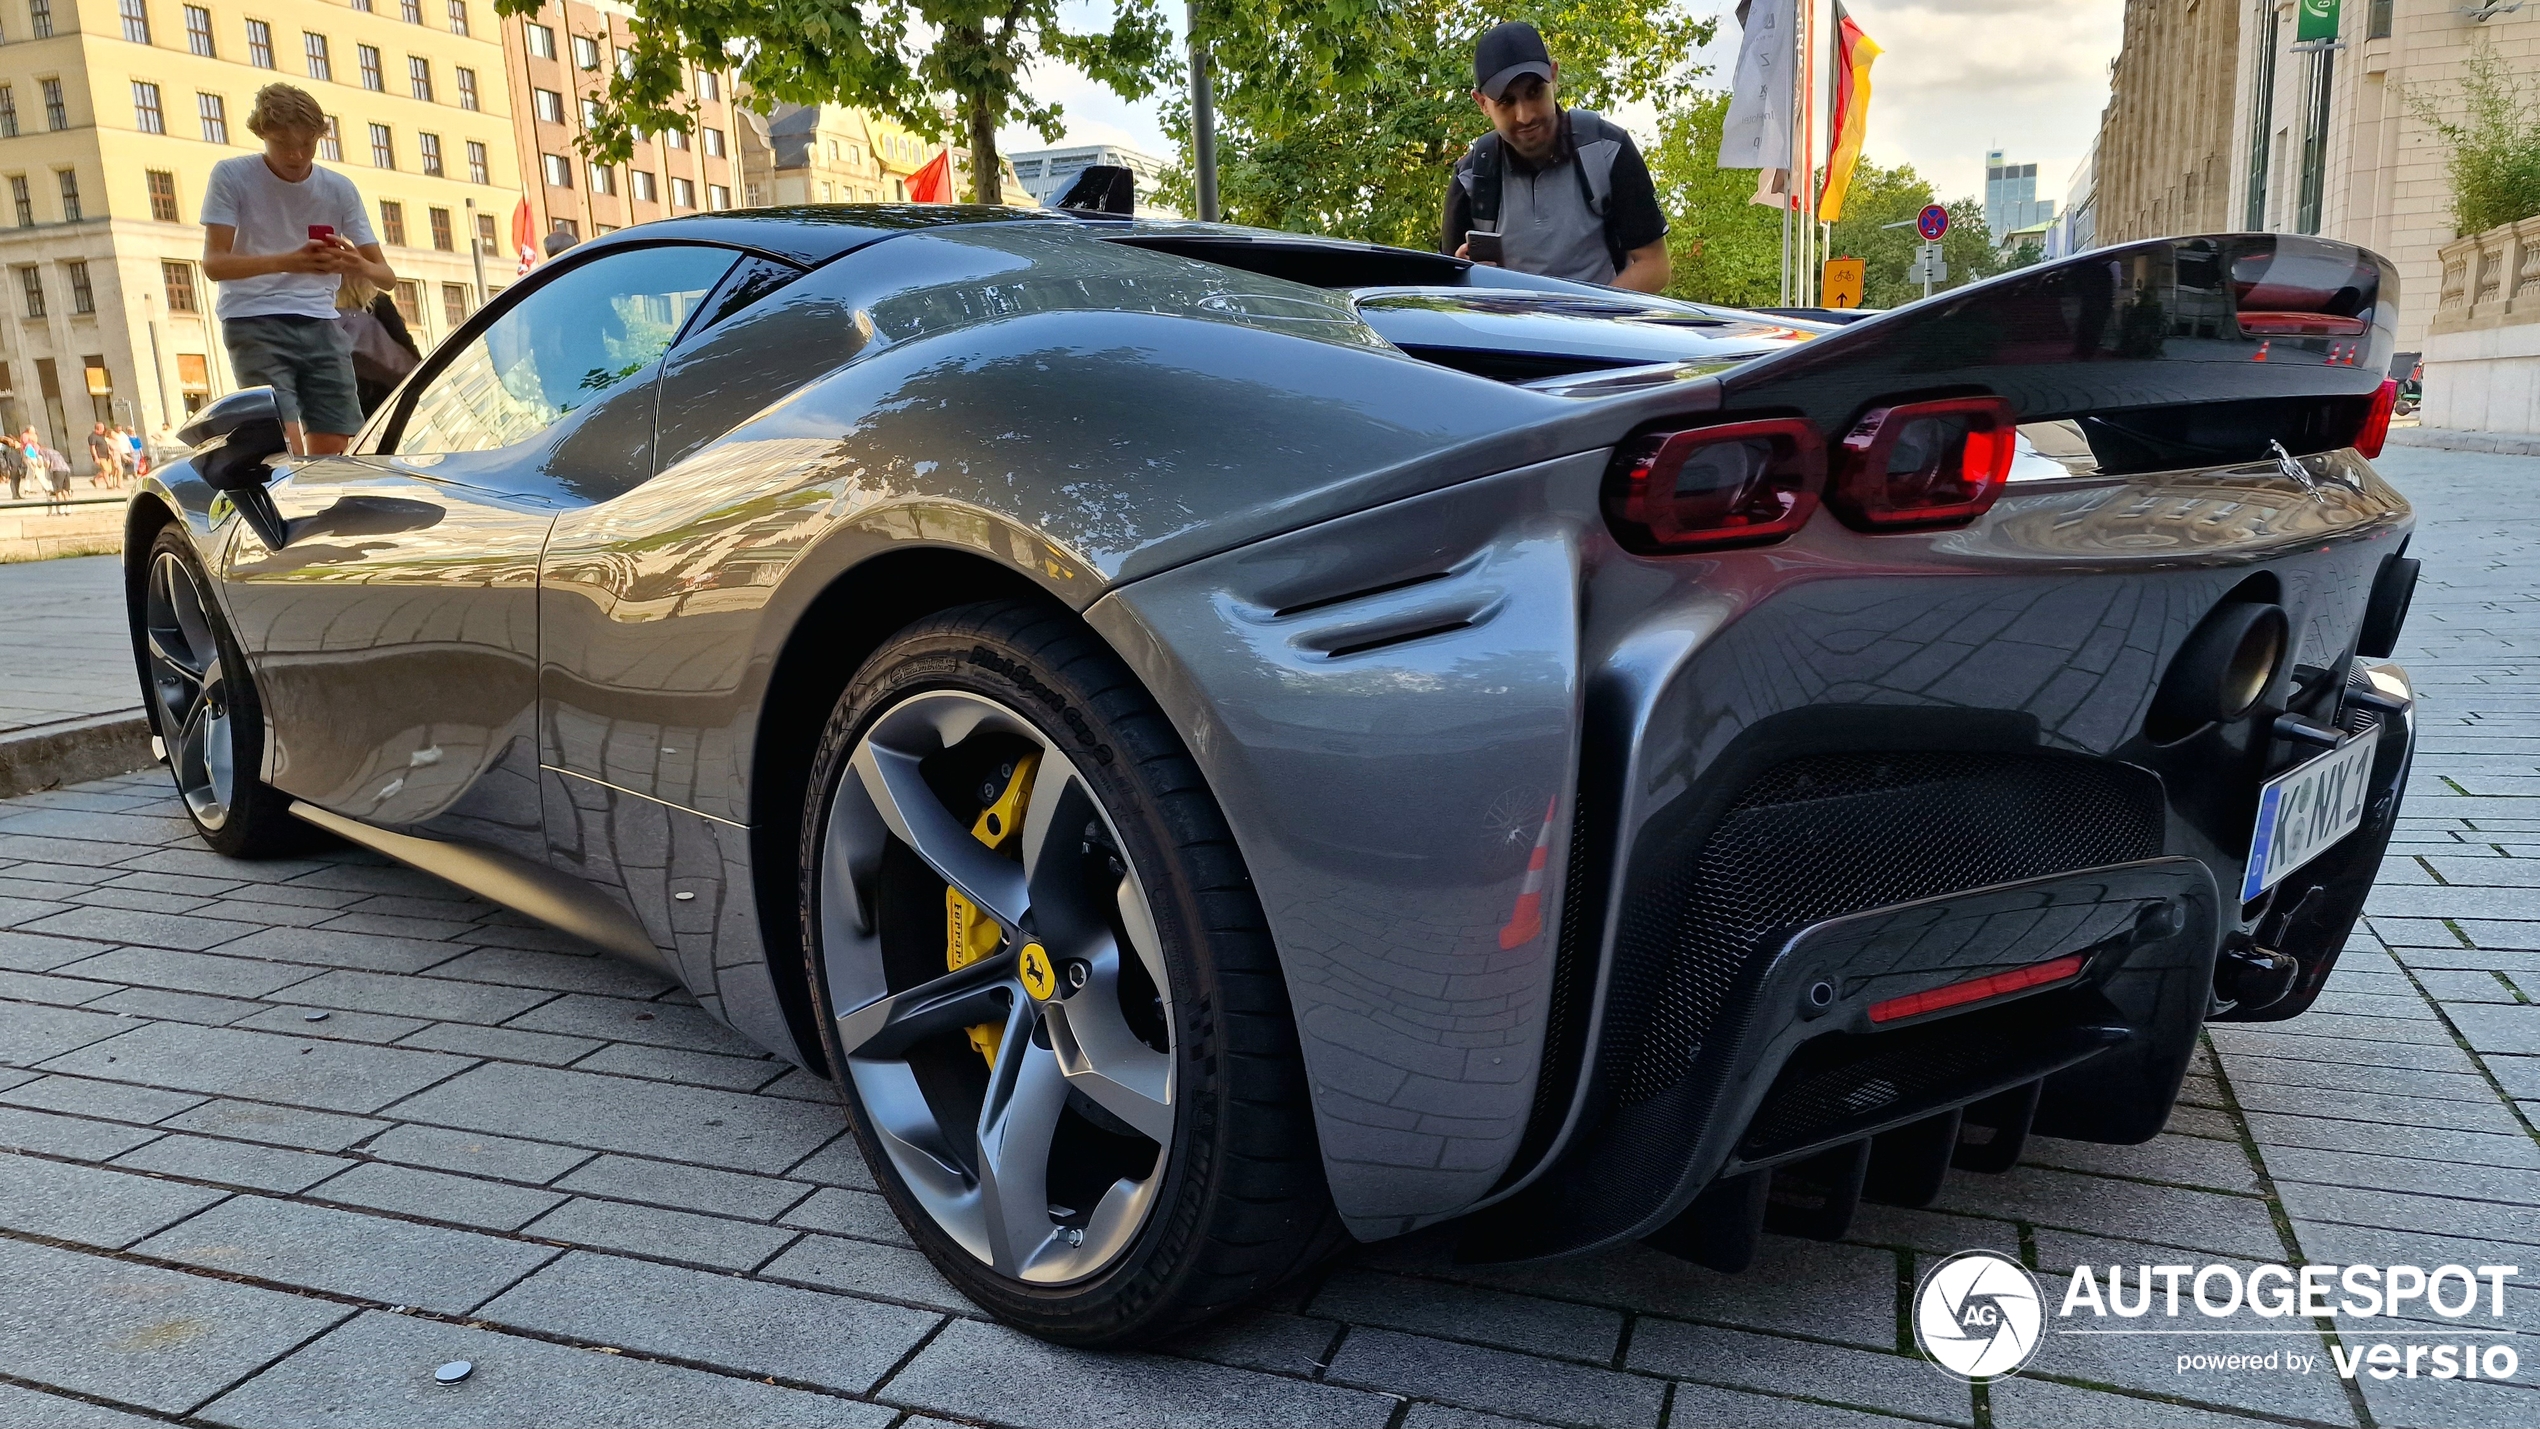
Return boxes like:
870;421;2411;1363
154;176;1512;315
0;450;2535;1429
0;554;133;737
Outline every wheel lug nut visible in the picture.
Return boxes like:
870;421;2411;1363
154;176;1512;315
1062;1226;1085;1246
1063;960;1089;992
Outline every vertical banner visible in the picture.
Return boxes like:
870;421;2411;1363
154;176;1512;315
1721;0;1797;192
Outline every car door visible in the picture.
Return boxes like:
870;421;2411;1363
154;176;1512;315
219;242;740;858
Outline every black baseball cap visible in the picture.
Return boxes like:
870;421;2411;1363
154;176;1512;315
1473;21;1554;100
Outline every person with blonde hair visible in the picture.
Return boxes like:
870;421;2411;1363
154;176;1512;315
200;83;395;455
335;275;421;417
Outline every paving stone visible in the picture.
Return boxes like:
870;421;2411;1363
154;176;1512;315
199;1309;896;1428
311;1161;569;1231
159;1098;389;1152
16;906;260;952
132;1194;557;1315
482;1250;939;1394
1165;1308;1344;1378
279;968;556;1025
572;1039;789;1091
554;1153;812;1220
2351;1362;2540;1429
464;920;616;955
393;1019;603;1065
0;1103;162;1160
761;1233;974;1314
0;1234;351;1417
1929;1165;2283;1260
0;999;134;1066
228;1003;434;1044
2019;1310;2356;1424
339;892;496;922
2233;1082;2531;1137
1397;1405;1558;1429
2272;1178;2540;1249
1840;1203;2026;1261
1627;1319;1967;1425
1988;1377;2309;1429
505;993;768;1056
204;925;470;974
2290;1219;2540;1287
392;1062;840;1174
70;886;217;915
37;1019;472;1115
2256;1144;2540;1205
0;1381;171;1429
422;944;677;997
780;1185;908;1243
2489;1054;2540;1101
280;863;464;898
0;929;113;971
0;1149;229;1246
2238;1111;2540;1170
0;1073;205;1123
2221;1053;2498;1103
785;1133;878;1189
522;1196;798;1272
2020;1134;2260;1194
2447;1002;2540;1056
310;910;485;942
111;1134;353;1194
2416;969;2528;1003
1658;1383;1926;1428
363;1123;595;1184
887;1316;1395;1429
108;869;246;898
83;987;260;1024
0;967;119;1005
760;1066;839;1101
2207;1027;2479;1074
1308;1268;1623;1362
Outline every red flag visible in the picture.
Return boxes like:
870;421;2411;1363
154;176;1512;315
511;196;537;275
1819;2;1882;222
906;147;953;204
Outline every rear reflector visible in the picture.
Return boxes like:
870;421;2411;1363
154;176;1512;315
1604;417;1822;553
2236;311;2369;338
2355;377;2398;459
1866;951;2089;1025
1831;395;2015;530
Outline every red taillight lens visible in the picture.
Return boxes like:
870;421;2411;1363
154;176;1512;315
2355;377;2398;459
1603;417;1822;553
1866;951;2089;1026
1830;396;2016;530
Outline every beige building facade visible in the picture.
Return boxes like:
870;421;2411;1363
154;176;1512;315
0;0;520;444
2093;0;2240;247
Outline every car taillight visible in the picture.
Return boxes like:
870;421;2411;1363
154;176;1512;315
2355;377;2398;459
1830;396;2016;530
1602;417;1822;553
1867;951;2088;1025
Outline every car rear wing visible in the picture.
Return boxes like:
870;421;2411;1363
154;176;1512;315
1706;234;2399;474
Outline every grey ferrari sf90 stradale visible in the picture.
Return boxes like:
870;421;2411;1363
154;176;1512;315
127;206;2420;1345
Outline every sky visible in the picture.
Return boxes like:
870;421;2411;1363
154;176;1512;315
995;0;2128;210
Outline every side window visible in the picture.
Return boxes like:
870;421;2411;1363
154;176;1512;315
397;244;736;454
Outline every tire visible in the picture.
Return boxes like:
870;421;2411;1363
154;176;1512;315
134;524;309;857
799;599;1340;1346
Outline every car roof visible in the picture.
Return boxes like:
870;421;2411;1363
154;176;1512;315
567;204;1068;268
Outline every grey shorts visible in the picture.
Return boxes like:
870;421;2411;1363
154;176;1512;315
222;314;362;437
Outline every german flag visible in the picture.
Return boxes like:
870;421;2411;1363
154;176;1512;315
1818;1;1882;223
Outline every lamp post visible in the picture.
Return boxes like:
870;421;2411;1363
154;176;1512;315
1187;1;1218;221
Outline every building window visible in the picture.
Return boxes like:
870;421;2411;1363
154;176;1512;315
9;177;30;227
666;127;687;151
703;126;724;158
65;261;92;315
183;4;211;54
707;183;729;210
398;0;418;21
305;32;331;81
427;205;451;249
120;0;150;44
587;162;613;195
698;71;718;101
455;66;477;111
570;34;598;69
378;198;405;245
348;0;367;9
532;88;562;124
197;92;227;144
358;44;381;90
246;18;273;67
440;281;467;327
2368;0;2392;37
0;88;15;138
540;153;571;188
320;115;341;161
417;132;442;176
525;21;553;58
408;55;431;102
133;82;165;134
465;139;487;184
473;211;494;254
42;79;66;131
445;0;465;33
29;0;50;37
56;169;79;222
369;122;393;168
670;176;693;209
146;168;177;221
579;97;599;129
392;278;420;326
629;169;654;202
161;260;197;312
20;268;44;318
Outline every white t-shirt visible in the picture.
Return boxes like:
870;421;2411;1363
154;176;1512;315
199;155;377;321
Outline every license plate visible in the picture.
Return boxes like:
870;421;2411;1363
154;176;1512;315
2241;737;2377;901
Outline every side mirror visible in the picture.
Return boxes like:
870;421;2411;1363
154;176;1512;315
176;386;291;549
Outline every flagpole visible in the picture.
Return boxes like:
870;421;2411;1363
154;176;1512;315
1799;0;1813;306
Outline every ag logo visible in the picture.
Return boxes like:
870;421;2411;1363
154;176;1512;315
1019;942;1057;1001
1914;1250;2044;1379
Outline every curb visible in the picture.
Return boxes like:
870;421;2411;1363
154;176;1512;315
0;709;158;800
2384;427;2540;457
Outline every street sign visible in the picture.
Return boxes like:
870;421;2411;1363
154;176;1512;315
2296;0;2339;42
1823;257;1866;309
1916;204;1950;242
1908;242;1948;292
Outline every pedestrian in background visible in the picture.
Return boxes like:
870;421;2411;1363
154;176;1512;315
85;423;116;488
335;278;422;418
200;83;395;457
5;427;30;501
117;424;143;481
1442;22;1671;293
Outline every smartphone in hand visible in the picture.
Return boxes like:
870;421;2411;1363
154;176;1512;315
307;225;336;243
1464;229;1504;265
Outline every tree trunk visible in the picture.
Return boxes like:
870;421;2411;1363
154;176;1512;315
968;90;1000;205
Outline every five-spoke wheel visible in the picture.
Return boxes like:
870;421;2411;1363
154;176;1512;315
144;546;237;830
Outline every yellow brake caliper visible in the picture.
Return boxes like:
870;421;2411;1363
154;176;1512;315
946;751;1040;1068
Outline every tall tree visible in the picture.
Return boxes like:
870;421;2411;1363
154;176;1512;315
1822;162;2006;308
503;0;1176;204
1644;90;1784;307
1161;0;1712;249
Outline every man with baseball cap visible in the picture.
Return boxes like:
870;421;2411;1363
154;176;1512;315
1443;21;1670;292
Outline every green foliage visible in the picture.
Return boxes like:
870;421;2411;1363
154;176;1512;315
1820;167;2006;309
2405;43;2540;236
1158;0;1711;248
491;0;1175;203
1646;90;1783;306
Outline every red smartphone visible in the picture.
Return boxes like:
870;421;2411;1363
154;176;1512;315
307;224;336;242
